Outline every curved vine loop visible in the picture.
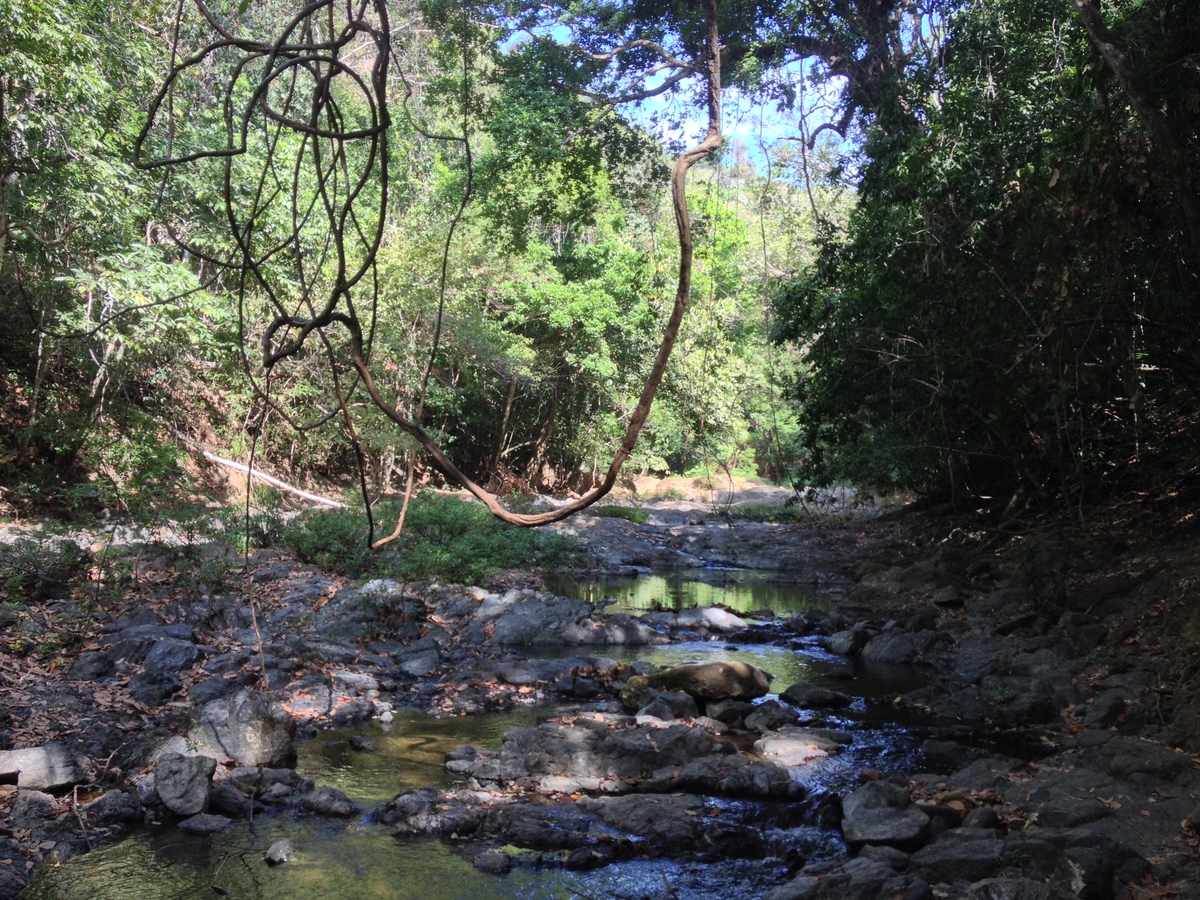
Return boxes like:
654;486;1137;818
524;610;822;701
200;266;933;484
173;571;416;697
138;0;722;527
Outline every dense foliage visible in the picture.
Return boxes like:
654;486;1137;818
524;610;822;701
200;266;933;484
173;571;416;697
777;0;1200;512
4;0;1196;526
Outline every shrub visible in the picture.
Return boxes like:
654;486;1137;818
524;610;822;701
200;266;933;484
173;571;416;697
282;492;578;584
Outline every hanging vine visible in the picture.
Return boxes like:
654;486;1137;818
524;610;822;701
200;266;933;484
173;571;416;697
136;0;723;527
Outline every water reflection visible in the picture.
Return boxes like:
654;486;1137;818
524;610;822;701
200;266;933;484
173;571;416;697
543;570;841;615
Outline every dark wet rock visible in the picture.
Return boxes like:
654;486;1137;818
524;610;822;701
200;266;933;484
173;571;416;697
483;802;591;850
110;623;194;662
577;793;765;857
381;788;479;835
780;684;853;709
129;670;183;706
189;671;257;705
706;698;757;726
931;586;962;608
920;739;976;771
1035;798;1112;828
764;857;907;900
207;783;255;818
1083;688;1128;728
491;716;721;788
857;843;911;869
755;727;848;767
861;632;918;664
909;836;1004;883
83;789;142;826
228;766;313;801
266;839;297;866
565;846;613;870
177;813;231;834
963;879;1067;900
189;689;296;767
1084;735;1191;782
962;806;1002;830
302;785;357;817
69;651;115;681
0;742;83;790
638;689;700;721
349;735;379;753
141;637;202;675
824;626;873;656
328;697;374;725
154;753;216;816
744;699;800;732
472;849;513;874
640;754;804;799
948;758;1022;792
620;661;771;710
841;781;930;849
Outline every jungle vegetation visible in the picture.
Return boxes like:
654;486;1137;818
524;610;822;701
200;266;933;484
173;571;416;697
2;0;1196;526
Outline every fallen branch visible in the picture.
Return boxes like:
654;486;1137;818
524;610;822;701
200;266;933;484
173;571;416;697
174;431;345;508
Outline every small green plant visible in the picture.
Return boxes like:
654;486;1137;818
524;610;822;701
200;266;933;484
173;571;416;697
282;492;579;584
592;505;649;525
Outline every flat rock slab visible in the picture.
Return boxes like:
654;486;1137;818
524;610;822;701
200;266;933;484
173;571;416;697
0;743;83;790
755;727;847;767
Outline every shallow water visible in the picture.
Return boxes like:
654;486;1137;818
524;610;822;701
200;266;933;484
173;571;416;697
543;569;841;615
26;574;932;900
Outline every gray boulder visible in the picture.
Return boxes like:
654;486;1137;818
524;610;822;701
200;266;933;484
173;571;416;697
142;638;202;676
154;753;217;816
841;780;930;849
188;689;296;767
780;684;853;709
620;661;772;710
861;632;917;664
302;785;357;817
266;839;297;866
745;699;800;733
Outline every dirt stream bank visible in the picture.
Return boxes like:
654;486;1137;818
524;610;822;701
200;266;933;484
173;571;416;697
3;478;1200;898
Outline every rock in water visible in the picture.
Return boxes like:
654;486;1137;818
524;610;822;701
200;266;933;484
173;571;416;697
265;839;297;866
154;753;217;816
177;813;231;834
301;786;357;817
621;660;772;710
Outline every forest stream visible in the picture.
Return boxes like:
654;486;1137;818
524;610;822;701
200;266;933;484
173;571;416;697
6;493;1200;900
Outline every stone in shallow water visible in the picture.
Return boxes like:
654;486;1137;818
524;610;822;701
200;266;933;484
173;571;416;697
754;727;845;767
265;839;297;866
177;813;231;835
620;661;772;710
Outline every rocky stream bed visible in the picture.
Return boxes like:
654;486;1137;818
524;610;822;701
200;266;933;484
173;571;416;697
4;488;1200;899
